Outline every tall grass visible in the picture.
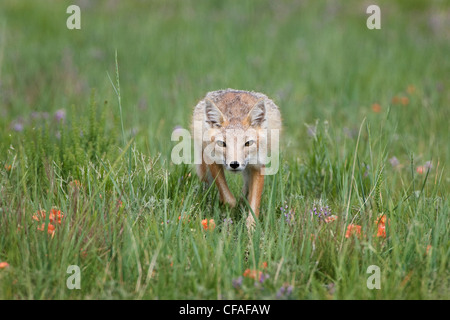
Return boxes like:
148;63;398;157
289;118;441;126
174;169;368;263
0;0;448;299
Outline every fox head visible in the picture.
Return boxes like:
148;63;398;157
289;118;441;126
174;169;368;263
203;98;267;172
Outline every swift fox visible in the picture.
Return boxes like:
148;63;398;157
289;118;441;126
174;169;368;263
191;89;282;226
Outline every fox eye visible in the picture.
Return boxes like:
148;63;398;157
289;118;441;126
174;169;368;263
245;140;255;147
216;140;226;147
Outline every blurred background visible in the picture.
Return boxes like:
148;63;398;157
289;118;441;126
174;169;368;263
0;0;449;166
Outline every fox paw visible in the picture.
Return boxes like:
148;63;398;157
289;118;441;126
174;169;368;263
246;214;255;231
220;195;236;208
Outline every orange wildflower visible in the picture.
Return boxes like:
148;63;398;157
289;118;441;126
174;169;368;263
32;210;46;221
375;214;387;226
33;209;63;225
345;224;362;238
324;215;338;223
201;219;215;231
243;269;261;280
407;85;416;94
426;245;432;255
0;262;10;269
377;224;386;238
4;164;11;171
69;180;82;190
416;166;425;174
49;209;64;225
37;223;56;235
391;96;401;105
261;262;268;269
371;103;381;113
400;96;409;106
375;214;389;238
80;248;88;258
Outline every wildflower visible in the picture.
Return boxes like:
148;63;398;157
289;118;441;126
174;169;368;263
310;202;331;221
324;215;337;223
259;273;269;283
376;224;386;238
282;206;295;225
243;269;260;279
80;248;88;259
276;284;293;299
54;109;66;122
407;85;416;94
243;268;269;283
424;161;432;170
389;156;400;168
375;214;387;226
400;96;409;106
201;219;215;231
0;262;10;269
33;209;63;236
371;103;381;113
306;124;317;137
426;245;432;255
13;122;24;132
4;164;11;171
261;261;268;269
32;210;46;221
37;223;56;235
345;224;362;238
374;214;389;238
400;271;413;287
223;218;233;225
69;180;82;188
391;96;401;105
416;166;425;174
232;276;243;289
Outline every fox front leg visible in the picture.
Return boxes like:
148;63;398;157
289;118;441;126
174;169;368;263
246;166;265;229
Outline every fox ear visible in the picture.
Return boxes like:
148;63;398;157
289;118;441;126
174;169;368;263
204;99;225;128
247;99;266;127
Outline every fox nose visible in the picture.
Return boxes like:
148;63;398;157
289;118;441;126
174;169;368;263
230;161;240;169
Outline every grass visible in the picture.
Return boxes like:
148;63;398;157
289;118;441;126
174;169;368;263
0;0;449;299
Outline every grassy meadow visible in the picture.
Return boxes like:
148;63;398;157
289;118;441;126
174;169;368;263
0;0;449;299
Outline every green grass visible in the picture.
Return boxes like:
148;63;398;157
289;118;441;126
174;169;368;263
0;0;449;299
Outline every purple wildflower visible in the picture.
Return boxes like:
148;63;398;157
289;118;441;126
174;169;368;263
54;109;66;122
389;156;400;168
13;122;24;132
280;203;295;225
276;284;293;299
232;276;243;289
223;218;233;225
259;273;269;283
31;111;40;119
310;203;331;220
424;161;432;170
307;125;316;137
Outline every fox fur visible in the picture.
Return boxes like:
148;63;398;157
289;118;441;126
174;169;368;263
191;89;282;227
